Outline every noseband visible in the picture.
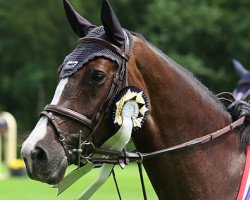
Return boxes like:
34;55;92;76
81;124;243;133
40;34;131;164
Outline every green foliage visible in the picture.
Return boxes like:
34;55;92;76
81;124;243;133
0;0;250;134
0;0;74;131
137;0;242;91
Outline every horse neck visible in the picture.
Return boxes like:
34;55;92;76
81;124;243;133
130;37;245;199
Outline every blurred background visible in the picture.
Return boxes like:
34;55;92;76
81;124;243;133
0;0;250;199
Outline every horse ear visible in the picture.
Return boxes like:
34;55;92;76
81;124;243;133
63;0;96;37
232;59;248;78
101;0;125;47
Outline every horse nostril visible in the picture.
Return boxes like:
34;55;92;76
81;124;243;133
31;146;47;164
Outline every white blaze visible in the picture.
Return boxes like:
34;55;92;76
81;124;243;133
21;77;68;170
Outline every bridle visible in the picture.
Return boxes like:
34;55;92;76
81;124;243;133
40;33;131;164
39;33;247;199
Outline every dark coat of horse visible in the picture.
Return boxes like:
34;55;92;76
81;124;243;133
21;1;246;199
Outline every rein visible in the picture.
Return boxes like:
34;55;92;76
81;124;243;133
78;116;246;165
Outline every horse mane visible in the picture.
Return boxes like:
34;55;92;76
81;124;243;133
132;31;227;112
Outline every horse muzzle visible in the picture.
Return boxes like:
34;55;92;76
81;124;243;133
21;142;68;184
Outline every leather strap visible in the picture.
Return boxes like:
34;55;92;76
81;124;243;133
44;105;93;131
89;32;130;129
40;111;71;161
141;116;245;159
138;162;147;200
82;116;246;164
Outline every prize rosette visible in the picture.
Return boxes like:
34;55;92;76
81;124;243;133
111;86;149;131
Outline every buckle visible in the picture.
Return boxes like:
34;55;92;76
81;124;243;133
59;134;65;142
81;141;95;158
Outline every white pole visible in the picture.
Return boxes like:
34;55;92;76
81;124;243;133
0;135;2;175
0;112;17;165
0;134;6;179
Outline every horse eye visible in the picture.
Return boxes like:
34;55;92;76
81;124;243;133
88;70;106;84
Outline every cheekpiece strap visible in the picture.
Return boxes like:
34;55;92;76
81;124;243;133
40;111;71;161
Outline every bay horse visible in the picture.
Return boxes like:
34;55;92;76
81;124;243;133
21;0;247;199
233;59;250;101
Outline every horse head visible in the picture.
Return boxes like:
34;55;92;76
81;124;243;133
232;59;250;100
21;0;142;184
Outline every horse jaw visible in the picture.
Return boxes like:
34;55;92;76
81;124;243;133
21;78;69;184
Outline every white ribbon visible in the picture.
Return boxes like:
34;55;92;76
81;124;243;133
54;116;133;199
76;116;133;200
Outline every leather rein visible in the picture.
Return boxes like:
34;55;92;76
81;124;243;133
81;116;245;165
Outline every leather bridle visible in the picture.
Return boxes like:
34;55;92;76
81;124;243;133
40;34;131;164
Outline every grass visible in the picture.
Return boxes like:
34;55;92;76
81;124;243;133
0;164;157;200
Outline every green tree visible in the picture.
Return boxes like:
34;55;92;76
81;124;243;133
139;0;250;92
0;0;73;132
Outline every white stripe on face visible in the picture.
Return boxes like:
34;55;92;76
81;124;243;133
51;78;69;105
21;78;69;171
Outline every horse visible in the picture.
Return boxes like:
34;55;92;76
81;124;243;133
21;0;247;199
232;59;250;101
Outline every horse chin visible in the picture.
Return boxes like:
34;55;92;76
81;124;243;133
46;156;68;185
26;156;68;185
